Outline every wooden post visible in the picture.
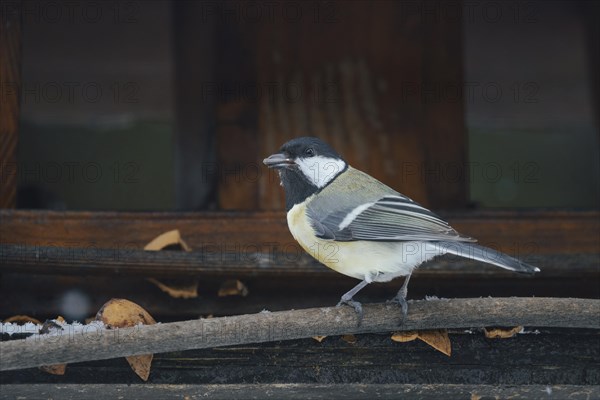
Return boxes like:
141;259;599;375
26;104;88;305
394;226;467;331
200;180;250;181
213;1;468;210
0;0;21;208
171;1;217;210
421;10;467;209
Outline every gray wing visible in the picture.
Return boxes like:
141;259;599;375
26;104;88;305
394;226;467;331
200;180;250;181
307;195;475;242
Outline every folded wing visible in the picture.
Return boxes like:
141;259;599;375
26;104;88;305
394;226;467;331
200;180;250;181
308;195;476;243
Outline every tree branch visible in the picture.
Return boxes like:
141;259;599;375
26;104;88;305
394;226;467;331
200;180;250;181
1;297;598;371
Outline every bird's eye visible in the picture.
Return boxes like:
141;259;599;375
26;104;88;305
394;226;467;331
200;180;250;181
305;148;315;157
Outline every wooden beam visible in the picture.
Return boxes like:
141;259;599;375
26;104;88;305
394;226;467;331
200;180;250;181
1;297;598;371
0;243;597;278
0;210;598;254
0;384;597;400
0;0;21;208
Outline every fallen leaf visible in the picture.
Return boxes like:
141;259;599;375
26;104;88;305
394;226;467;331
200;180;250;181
40;364;66;375
38;316;67;375
144;229;191;251
147;277;199;299
96;298;156;328
3;315;42;325
470;394;481;400
144;230;197;298
484;326;523;339
4;316;67;375
125;354;153;381
218;279;249;297
341;334;357;344
96;299;156;381
391;330;452;356
391;331;418;342
417;330;452;357
312;335;327;343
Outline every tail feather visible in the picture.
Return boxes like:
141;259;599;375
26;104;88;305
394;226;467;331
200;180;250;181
435;241;540;274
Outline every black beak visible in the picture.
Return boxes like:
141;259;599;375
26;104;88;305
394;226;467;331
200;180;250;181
263;153;294;169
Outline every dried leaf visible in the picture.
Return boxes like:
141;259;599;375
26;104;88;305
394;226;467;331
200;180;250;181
484;326;523;339
40;364;66;375
312;335;327;343
144;229;191;251
96;299;156;381
391;331;418;342
341;334;357;344
417;329;452;357
96;298;156;328
218;279;249;297
147;277;199;299
125;353;153;381
470;394;482;400
3;315;42;325
144;230;197;299
7;315;68;375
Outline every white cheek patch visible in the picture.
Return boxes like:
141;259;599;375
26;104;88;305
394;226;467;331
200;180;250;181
295;156;346;188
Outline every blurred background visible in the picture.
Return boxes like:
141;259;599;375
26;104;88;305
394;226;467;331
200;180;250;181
4;0;599;211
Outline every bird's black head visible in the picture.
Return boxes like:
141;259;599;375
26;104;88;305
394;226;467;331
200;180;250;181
263;137;347;211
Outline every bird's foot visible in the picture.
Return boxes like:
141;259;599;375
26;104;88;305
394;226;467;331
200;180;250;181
387;295;408;324
336;298;364;325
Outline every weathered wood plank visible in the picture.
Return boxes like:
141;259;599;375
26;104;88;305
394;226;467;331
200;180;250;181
0;210;598;254
1;384;598;400
2;330;598;386
0;0;21;208
1;298;598;371
0;243;597;277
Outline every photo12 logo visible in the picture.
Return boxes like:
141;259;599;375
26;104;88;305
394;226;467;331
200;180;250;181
0;81;140;105
1;1;139;24
197;1;338;24
0;161;141;185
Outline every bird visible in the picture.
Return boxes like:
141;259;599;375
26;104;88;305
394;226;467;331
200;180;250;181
263;136;540;323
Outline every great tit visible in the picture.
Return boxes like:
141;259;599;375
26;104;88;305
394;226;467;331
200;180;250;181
263;136;540;322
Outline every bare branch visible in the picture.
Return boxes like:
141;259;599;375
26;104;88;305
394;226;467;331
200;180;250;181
1;297;598;371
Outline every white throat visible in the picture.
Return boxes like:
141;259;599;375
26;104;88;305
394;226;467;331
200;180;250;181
295;156;346;188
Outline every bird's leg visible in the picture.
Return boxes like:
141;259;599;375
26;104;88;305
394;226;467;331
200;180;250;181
336;279;370;323
388;273;411;323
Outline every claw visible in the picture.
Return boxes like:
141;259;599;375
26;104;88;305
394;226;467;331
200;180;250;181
336;298;364;325
388;295;408;324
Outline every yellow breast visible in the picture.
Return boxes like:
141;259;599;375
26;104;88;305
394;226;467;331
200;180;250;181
287;199;412;282
286;199;338;268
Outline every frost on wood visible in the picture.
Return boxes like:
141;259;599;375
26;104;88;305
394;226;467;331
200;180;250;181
0;320;106;339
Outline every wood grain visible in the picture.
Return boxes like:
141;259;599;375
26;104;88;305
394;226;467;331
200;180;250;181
1;297;598;371
1;384;597;400
3;329;599;386
421;9;467;208
172;1;217;210
0;210;598;254
0;243;597;278
211;0;467;210
0;0;21;208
